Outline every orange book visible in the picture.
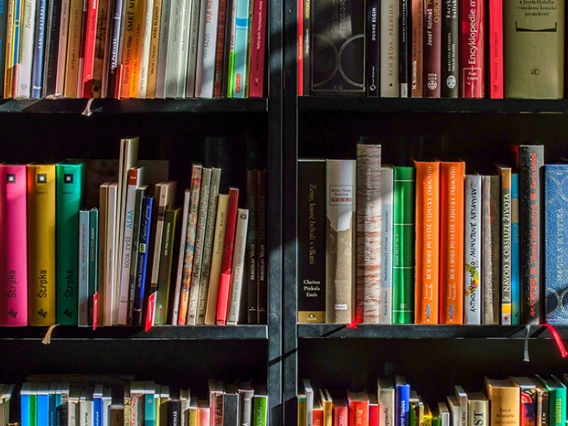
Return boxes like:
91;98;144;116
439;161;466;324
414;161;440;324
347;391;369;426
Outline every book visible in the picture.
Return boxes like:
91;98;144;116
27;164;56;326
91;0;110;97
333;398;348;426
30;0;46;98
488;0;503;98
133;201;152;327
414;161;440;324
319;389;332;426
424;0;441;98
0;165;28;326
184;0;201;98
247;0;267;97
400;0;409;97
227;209;250;325
246;168;259;324
380;0;399;97
223;384;239;426
485;378;519;426
16;0;37;98
144;0;163;97
0;0;7;97
88;208;99;327
257;169;268;324
459;0;484;97
78;210;90;327
392;166;415;324
496;164;512;324
135;0;155;97
195;0;221;97
103;182;118;326
441;0;458;97
410;0;422;97
172;189;191;325
381;166;394;324
153;0;170;98
454;386;467;426
79;0;98;97
511;173;520;325
326;159;356;324
63;0;83;97
510;377;537;426
212;0;229;98
42;0;62;97
97;182;109;326
365;0;378;97
535;380;549;426
445;396;459;426
378;378;395;426
481;175;500;324
230;0;250;98
348;391;369;426
537;376;566;426
4;0;15;97
302;379;313;426
466;393;488;426
252;386;267;426
464;175;481;325
395;376;410;426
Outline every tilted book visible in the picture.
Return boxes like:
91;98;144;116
464;175;481;325
481;175;500;324
496;165;512;324
381;166;394;324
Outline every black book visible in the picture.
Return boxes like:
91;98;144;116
441;0;458;98
246;169;259;324
366;0;379;97
42;0;62;97
169;392;180;426
303;0;310;95
223;384;239;426
257;169;267;324
399;0;409;97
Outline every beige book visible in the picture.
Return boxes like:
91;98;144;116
467;393;488;426
98;182;110;326
63;0;84;97
106;182;119;325
204;193;229;324
145;0;164;98
484;378;519;426
136;0;155;98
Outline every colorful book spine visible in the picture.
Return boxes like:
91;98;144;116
248;0;266;97
392;166;415;324
511;173;520;325
80;0;98;97
297;0;303;97
136;0;154;98
231;0;250;98
488;0;502;98
212;0;228;98
481;175;500;324
4;0;15;97
414;161;440;324
423;0;441;98
459;0;484;97
144;0;163;98
395;376;411;426
30;0;46;98
17;0;37;98
133;195;153;326
439;162;465;324
78;210;90;327
127;185;147;325
0;0;7;97
88;208;98;327
464;175;481;325
441;0;458;98
0;165;28;326
496;165;512;324
91;0;109;98
380;166;394;324
12;0;23;93
27;164;56;326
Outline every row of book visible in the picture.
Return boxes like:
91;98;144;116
298;142;562;325
0;137;268;327
298;375;565;426
0;376;268;426
298;0;564;99
0;0;267;100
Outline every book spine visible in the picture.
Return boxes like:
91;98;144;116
366;0;378;97
63;0;83;97
133;196;153;326
423;0;441;98
0;0;7;97
127;0;144;97
297;0;302;96
144;0;162;98
171;189;190;324
380;0;399;96
392;166;415;324
0;166;28;326
396;385;410;426
257;169;267;324
464;175;481;325
459;0;484;97
163;0;180;98
498;166;512;324
42;0;61;96
91;0;109;97
12;0;23;89
247;0;266;97
174;0;190;98
17;0;37;98
80;0;98;97
439;162;465;324
31;0;46;98
104;183;118;325
227;209;249;324
481;175;500;324
518;386;536;426
302;0;309;96
380;167;393;324
27;164;56;326
410;0;422;97
126;187;144;324
253;393;268;426
231;0;250;98
76;0;88;97
222;0;234;97
297;161;325;323
106;0;123;98
468;400;488;426
519;145;544;324
212;0;228;97
136;0;154;97
441;0;457;97
117;0;136;98
414;162;440;324
356;144;381;324
78;210;90;326
184;0;200;97
511;173;520;325
88;209;98;326
399;0;408;97
488;0;502;98
349;400;369;426
246;169;259;324
55;0;70;95
155;208;179;325
4;0;15;97
153;0;170;98
195;0;220;97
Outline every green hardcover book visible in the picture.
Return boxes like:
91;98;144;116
393;166;415;324
252;386;268;426
155;207;181;325
29;384;37;426
432;408;441;426
88;208;99;327
56;162;86;325
538;375;567;426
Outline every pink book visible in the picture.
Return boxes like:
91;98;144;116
0;165;28;326
460;0;485;98
248;0;267;98
198;399;211;426
488;0;503;98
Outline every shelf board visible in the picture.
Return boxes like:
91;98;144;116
0;98;268;114
298;324;557;339
0;325;268;341
299;96;568;114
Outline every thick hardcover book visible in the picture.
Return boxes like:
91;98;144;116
88;208;98;327
356;143;381;324
544;164;568;324
27;164;56;326
381;166;393;324
42;0;62;96
326;160;356;324
399;0;408;97
63;0;83;97
248;0;266;97
395;377;410;426
414;161;440;324
17;0;37;98
56;162;85;325
311;0;365;95
464;175;481;325
511;173;520;325
392;166;415;324
257;169;268;324
481;175;500;324
366;0;379;97
227;209;249;325
496;165;512;324
155;207;180;325
466;393;488;426
133;195;153;326
411;0;422;97
78;210;90;327
246;169;259;324
504;0;564;98
380;0;399;97
441;0;458;97
459;0;484;97
0;165;28;326
30;0;46;98
347;392;369;426
488;0;502;98
439;162;465;324
510;377;537;426
519;145;544;324
536;376;566;426
485;378;520;426
423;0;441;98
298;160;326;323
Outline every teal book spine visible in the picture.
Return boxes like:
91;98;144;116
392;167;415;324
231;0;251;98
144;390;155;426
88;209;99;327
550;376;567;426
56;162;86;325
511;173;520;325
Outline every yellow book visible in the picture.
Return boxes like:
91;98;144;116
319;389;332;426
145;0;163;98
119;0;139;99
4;0;15;97
27;164;56;326
128;0;145;97
485;378;520;426
64;0;84;98
204;193;229;325
297;392;307;426
423;403;433;426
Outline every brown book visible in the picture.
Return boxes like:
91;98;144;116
485;378;520;426
213;0;229;98
423;0;441;98
411;0;423;97
481;175;500;324
64;0;84;98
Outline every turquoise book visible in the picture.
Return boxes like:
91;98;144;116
511;173;520;325
537;375;566;426
56;162;86;325
231;0;251;98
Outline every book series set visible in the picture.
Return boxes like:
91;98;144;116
298;0;565;98
298;141;567;325
298;375;566;426
0;0;267;100
0;136;267;327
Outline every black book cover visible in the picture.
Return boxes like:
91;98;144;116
256;169;267;324
169;394;179;426
303;0;311;95
366;0;379;96
441;0;458;97
400;0;409;97
42;0;62;97
246;169;259;324
223;385;239;426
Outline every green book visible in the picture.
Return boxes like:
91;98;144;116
432;409;441;426
393;166;415;324
538;375;567;426
29;384;37;426
252;386;268;426
56;162;86;325
155;207;181;325
88;208;99;327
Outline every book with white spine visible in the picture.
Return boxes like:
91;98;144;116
380;166;394;324
16;0;37;98
105;182;119;326
464;175;482;324
195;0;220;97
164;0;182;97
176;0;192;98
227;209;249;325
377;378;395;426
136;0;155;97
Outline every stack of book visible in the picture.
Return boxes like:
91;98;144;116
0;0;267;99
0;136;268;327
298;140;566;325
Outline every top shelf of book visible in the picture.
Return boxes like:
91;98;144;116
298;97;568;114
0;98;269;114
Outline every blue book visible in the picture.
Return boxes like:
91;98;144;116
12;0;22;66
21;383;32;426
144;382;156;426
93;385;103;426
48;384;57;426
395;375;410;426
511;173;520;325
545;164;568;324
30;0;46;98
37;384;50;426
231;0;251;98
133;195;153;326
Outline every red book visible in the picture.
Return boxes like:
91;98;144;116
460;0;484;98
81;0;99;97
297;0;303;96
488;0;503;98
348;391;369;426
215;187;239;325
313;400;324;426
369;396;378;426
213;0;229;98
248;0;267;97
0;165;28;326
423;0;441;98
333;399;348;426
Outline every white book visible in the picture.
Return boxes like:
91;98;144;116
195;0;220;97
446;396;461;426
16;0;37;98
56;0;72;95
380;166;394;324
184;0;202;97
105;182;119;326
164;0;182;97
180;389;190;426
171;189;191;324
227;209;249;325
137;0;156;97
454;385;468;426
68;388;82;426
302;380;314;426
377;378;395;426
78;210;90;327
464;175;482;325
439;402;450;426
380;0;399;97
466;393;488;426
79;390;93;426
102;387;112;426
155;0;172;98
176;0;192;98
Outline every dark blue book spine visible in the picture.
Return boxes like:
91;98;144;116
42;0;61;97
366;0;378;96
133;195;153;326
107;0;123;97
511;173;520;325
396;382;410;426
545;164;568;325
0;0;7;97
31;0;46;98
48;393;56;426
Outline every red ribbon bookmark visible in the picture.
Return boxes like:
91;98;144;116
543;324;568;358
